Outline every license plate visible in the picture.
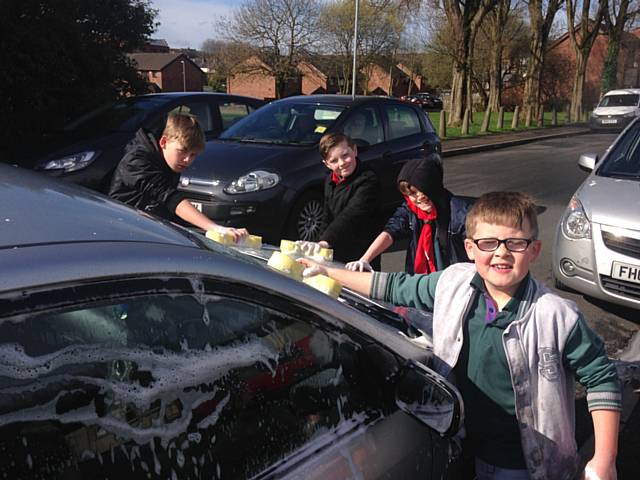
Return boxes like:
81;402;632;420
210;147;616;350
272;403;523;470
601;119;618;124
190;201;202;212
611;261;640;284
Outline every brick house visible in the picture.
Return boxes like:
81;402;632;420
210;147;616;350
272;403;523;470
505;27;640;110
297;60;342;95
363;63;420;97
227;56;301;100
128;52;205;92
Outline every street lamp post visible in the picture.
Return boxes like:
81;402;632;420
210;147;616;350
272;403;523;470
180;60;186;92
351;0;359;98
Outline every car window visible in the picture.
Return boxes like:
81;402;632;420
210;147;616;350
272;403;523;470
169;102;213;132
0;287;383;479
342;107;384;145
383;104;422;140
220;102;345;145
599;94;640;107
599;120;640;178
219;101;254;130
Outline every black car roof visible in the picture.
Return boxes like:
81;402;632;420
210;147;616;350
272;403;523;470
271;94;405;107
0;164;197;250
140;92;264;102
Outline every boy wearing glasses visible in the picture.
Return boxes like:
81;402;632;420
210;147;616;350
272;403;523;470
298;191;620;480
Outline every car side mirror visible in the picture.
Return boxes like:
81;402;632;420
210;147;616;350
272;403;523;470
578;153;598;172
395;361;462;436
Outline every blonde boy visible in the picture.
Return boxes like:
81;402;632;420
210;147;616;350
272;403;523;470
299;191;620;480
109;113;247;240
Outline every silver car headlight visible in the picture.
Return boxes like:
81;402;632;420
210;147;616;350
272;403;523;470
42;151;98;173
562;196;591;239
224;170;280;194
624;111;637;117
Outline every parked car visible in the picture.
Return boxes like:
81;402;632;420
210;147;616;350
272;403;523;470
589;88;640;131
553;117;640;310
30;92;265;192
178;94;441;243
401;93;443;111
0;163;462;479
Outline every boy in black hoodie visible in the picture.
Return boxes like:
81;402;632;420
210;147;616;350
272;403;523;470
346;155;472;273
109;113;248;241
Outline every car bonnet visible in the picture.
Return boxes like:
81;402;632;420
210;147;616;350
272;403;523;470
578;174;640;230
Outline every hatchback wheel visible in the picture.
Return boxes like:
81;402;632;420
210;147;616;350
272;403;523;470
286;192;326;241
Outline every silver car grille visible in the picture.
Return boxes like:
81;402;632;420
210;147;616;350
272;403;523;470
602;231;640;260
600;275;640;300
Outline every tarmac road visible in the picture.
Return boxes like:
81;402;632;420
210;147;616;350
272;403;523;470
378;129;640;477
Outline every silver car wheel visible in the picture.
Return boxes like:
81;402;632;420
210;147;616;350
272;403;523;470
296;198;325;241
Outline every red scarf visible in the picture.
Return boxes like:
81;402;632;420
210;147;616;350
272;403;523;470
405;196;438;274
331;171;347;184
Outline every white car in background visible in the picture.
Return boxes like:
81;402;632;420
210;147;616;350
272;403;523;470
553;118;640;310
590;88;640;131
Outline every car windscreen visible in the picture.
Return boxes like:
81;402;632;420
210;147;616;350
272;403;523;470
220;102;345;145
63;97;172;134
598;119;640;179
598;94;639;107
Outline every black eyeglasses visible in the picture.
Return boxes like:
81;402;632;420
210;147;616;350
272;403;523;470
472;238;535;252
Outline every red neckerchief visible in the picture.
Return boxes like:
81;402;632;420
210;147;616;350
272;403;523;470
405;196;438;274
331;171;347;184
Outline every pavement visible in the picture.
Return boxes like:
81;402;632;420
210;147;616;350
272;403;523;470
437;123;640;477
441;124;592;157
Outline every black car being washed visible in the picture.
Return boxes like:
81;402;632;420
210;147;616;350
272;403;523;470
179;95;441;242
31;92;264;192
0;163;461;479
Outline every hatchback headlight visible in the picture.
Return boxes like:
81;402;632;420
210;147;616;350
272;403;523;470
624;111;638;117
562;196;591;239
42;151;98;173
224;170;280;194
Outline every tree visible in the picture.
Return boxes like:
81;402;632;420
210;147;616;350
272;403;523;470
222;0;320;98
522;0;563;123
601;0;638;93
201;40;255;92
318;0;409;94
0;0;157;157
440;0;497;126
565;0;608;120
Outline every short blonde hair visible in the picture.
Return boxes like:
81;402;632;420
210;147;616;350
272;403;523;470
162;113;206;152
465;191;539;239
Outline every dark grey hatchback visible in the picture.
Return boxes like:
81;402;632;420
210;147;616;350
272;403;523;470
0;164;461;479
179;95;441;243
30;92;264;192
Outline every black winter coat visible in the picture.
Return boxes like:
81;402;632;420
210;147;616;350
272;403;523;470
320;162;382;263
109;129;184;221
384;192;473;273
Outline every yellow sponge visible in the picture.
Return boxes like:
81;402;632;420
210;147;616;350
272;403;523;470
238;234;262;249
267;251;304;280
312;247;333;262
303;274;342;298
206;229;234;245
279;239;298;254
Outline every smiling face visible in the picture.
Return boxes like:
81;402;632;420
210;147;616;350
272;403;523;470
159;136;200;173
405;186;435;213
464;220;541;305
323;140;357;180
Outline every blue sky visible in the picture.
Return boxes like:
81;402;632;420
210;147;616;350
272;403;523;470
151;0;238;50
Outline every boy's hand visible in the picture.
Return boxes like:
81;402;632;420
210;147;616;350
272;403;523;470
345;259;373;272
297;258;327;278
584;459;616;480
295;240;329;255
215;226;248;242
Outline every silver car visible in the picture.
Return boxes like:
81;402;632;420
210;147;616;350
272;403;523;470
0;164;461;479
553;118;640;310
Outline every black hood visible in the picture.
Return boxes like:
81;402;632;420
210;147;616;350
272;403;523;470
396;156;444;199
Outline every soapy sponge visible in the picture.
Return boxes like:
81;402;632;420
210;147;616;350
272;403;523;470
313;248;333;262
267;251;304;280
303;274;342;298
279;239;298;255
206;230;263;249
279;239;334;262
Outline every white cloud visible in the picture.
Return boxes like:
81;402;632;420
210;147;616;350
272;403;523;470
151;0;237;50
